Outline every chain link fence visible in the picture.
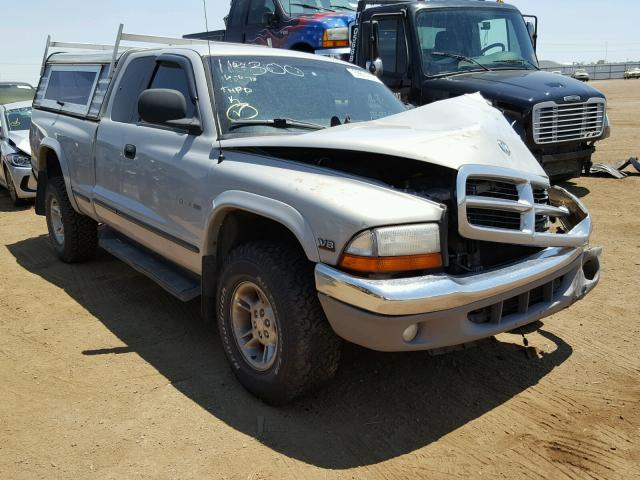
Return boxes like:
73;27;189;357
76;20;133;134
541;63;640;81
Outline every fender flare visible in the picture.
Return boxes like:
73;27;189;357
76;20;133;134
37;137;80;212
203;190;320;262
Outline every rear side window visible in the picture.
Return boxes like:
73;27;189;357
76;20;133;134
36;65;102;115
149;62;196;119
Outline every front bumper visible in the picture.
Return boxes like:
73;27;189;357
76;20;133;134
315;245;601;351
5;163;36;199
315;47;350;60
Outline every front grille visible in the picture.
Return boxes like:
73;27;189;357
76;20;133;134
466;179;518;201
457;166;577;247
467;208;521;230
533;98;606;145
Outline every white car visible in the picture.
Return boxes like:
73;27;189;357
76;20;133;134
0;101;37;205
572;69;590;82
624;67;640;79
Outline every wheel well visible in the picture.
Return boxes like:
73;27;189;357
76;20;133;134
43;149;62;178
291;43;314;53
216;210;304;265
200;210;309;322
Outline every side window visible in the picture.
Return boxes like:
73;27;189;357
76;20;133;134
247;0;276;25
148;61;196;119
111;56;157;124
229;0;250;26
377;17;408;77
41;65;101;115
478;18;509;55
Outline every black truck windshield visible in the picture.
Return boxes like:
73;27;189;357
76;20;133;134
416;8;538;77
210;56;405;136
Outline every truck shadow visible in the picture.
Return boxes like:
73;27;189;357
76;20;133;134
6;235;573;470
0;190;33;212
558;181;590;198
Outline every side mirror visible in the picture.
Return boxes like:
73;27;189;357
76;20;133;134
369;20;380;61
138;89;202;134
366;58;384;78
263;12;278;27
367;20;383;77
526;21;537;49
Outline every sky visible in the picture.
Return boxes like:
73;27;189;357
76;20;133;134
1;0;639;85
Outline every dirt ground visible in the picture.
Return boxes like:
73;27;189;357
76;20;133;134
1;79;638;480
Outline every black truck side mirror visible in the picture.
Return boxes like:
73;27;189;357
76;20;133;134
263;12;278;27
367;20;384;78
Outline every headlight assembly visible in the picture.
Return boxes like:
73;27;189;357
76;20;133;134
322;28;349;48
340;224;442;274
6;153;31;168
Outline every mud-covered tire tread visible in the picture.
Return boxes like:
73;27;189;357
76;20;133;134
217;241;341;404
46;176;98;263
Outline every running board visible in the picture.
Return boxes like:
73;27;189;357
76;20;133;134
98;227;201;302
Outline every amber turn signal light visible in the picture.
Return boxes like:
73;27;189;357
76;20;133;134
339;253;443;274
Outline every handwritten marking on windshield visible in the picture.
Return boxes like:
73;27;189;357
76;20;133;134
226;103;259;122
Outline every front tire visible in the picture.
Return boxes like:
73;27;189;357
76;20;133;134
217;241;341;404
45;176;98;263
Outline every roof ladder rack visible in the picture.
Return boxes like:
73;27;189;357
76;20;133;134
41;23;210;77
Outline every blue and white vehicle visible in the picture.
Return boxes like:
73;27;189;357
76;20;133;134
0;101;37;205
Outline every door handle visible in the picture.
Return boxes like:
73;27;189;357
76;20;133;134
124;144;136;159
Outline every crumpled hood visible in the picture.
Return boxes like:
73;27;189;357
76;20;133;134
221;93;548;179
7;131;31;156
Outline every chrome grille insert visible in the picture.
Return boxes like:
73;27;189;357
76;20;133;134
457;165;590;248
532;98;606;145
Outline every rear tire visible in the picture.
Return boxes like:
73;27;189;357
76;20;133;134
45;176;98;263
216;241;341;404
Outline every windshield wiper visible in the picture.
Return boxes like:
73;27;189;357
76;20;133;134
290;3;336;12
229;118;326;131
490;59;539;70
431;51;490;72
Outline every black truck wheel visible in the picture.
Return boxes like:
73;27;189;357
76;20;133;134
45;177;98;263
217;241;341;404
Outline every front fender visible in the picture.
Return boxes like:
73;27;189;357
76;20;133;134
203;190;320;262
36;136;81;213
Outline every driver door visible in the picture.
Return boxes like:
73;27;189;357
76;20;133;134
375;15;412;103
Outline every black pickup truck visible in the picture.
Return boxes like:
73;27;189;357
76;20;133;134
350;0;610;179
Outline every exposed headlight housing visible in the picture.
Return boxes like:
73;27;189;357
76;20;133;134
340;224;442;274
322;27;349;48
6;153;31;167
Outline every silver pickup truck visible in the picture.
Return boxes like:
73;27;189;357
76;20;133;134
30;29;601;404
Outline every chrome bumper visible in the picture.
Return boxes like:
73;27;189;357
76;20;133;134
314;47;350;59
316;246;598;316
315;246;602;351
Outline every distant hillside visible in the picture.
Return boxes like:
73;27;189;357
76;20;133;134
539;60;565;69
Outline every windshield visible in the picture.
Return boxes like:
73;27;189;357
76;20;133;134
416;8;538;77
281;0;357;16
210;56;406;136
6;107;32;132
